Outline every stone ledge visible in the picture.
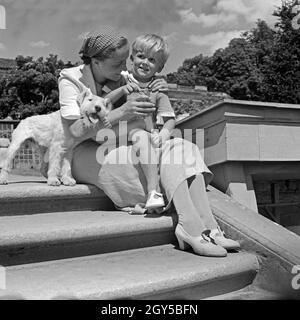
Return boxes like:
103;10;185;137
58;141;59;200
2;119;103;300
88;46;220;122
0;181;102;200
0;180;114;215
0;245;258;300
0;210;176;265
208;185;300;299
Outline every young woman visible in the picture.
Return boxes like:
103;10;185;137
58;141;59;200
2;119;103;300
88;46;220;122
58;25;240;257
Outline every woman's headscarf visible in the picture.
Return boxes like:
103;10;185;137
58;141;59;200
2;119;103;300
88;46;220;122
79;25;124;58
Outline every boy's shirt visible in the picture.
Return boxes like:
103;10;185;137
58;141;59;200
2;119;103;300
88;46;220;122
121;71;175;128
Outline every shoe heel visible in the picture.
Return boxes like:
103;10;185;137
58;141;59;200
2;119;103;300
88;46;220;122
176;236;190;250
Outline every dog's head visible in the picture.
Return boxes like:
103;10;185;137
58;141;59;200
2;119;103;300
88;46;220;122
77;90;112;123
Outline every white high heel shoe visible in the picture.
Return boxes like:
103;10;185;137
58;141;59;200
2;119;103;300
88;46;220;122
203;227;241;251
175;224;227;257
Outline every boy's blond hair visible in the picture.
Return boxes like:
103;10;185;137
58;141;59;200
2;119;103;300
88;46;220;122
131;34;169;72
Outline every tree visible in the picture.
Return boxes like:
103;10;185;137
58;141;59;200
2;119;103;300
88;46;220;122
167;0;300;104
0;54;77;119
261;0;300;103
167;54;211;86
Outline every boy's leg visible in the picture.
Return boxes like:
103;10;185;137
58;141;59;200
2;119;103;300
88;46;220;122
130;129;159;193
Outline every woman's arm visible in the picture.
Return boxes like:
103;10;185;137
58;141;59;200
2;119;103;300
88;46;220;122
105;82;141;104
104;87;126;104
59;75;154;139
59;78;82;120
68;96;156;139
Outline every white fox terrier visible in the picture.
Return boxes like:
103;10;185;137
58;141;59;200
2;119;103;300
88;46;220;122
0;90;112;186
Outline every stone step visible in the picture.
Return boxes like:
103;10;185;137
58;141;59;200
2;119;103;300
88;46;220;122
0;245;259;300
0;210;176;266
0;177;114;216
204;285;286;300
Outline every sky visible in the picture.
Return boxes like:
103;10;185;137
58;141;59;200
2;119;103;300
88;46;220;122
0;0;282;74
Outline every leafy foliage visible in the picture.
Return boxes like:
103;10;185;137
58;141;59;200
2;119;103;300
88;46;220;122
167;0;300;103
1;1;300;119
171;99;206;116
0;54;77;119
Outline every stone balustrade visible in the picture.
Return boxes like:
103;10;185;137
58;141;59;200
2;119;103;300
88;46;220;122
176;98;300;228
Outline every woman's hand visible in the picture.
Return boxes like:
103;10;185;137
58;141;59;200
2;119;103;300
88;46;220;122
120;95;156;117
122;82;141;95
148;78;168;92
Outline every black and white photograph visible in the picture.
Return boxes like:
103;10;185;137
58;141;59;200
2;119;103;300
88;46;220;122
0;0;299;306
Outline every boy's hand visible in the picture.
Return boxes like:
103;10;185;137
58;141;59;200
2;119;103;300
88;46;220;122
151;128;171;148
122;82;141;95
121;96;155;117
150;130;161;148
149;78;168;92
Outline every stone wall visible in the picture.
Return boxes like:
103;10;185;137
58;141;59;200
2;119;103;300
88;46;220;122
167;84;229;101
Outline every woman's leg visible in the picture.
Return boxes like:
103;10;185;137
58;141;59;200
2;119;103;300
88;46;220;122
71;139;102;186
188;174;218;230
188;174;241;250
172;176;227;257
172;179;206;236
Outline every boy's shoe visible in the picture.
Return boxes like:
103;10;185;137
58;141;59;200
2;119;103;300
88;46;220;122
145;190;165;209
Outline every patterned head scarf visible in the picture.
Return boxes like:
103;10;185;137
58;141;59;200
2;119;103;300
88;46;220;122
79;25;124;58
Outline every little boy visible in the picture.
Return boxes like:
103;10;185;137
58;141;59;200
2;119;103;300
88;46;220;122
105;34;176;210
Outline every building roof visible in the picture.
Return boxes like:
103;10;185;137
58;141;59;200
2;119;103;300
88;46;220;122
0;58;16;70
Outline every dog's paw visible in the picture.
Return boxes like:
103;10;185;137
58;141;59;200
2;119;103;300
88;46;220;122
0;172;8;185
61;176;76;186
0;178;8;185
47;177;61;186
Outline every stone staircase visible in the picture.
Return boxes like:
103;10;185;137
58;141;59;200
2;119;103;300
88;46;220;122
0;175;282;300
